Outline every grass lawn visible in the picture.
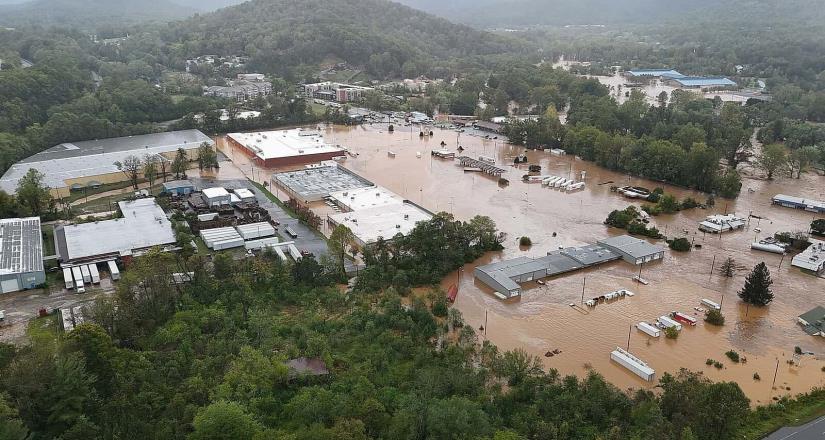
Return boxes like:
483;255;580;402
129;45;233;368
738;389;825;439
26;314;62;347
310;102;328;117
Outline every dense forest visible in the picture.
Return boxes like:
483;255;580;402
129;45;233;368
2;215;818;440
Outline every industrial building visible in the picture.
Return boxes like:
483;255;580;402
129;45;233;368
202;187;232;207
772;194;825;214
273;165;373;203
699;214;746;233
328;185;403;212
597;235;666;264
54;198;177;265
792;239;825;276
204;78;272;102
0;217;45;294
0;130;213;197
474;236;665;298
227;129;346;167
327;202;433;247
161;180;196;196
798;306;825;337
665;76;737;89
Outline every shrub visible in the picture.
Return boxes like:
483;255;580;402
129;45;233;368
705;309;725;326
714;361;724;369
668;237;692;252
519;236;532;247
725;350;740;363
432;297;449;317
706;358;715;366
794;346;802;355
753;372;761;380
681;197;700;209
664;327;679;339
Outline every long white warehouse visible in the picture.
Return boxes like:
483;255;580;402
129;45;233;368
610;347;655;382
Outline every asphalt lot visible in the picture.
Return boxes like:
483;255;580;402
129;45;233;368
764;416;825;440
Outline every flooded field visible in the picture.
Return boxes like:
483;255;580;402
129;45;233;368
218;123;825;403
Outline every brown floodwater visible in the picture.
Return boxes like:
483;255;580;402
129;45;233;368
218;123;825;403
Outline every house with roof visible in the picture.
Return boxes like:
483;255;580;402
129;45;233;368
798;306;825;337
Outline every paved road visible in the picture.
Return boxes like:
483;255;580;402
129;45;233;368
764;416;825;440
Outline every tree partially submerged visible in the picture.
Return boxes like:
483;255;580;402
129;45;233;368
738;262;774;306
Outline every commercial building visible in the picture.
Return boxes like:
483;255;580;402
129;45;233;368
597;235;666;264
666;76;737;89
792;239;825;276
474;236;664;298
772;194;825;214
328;186;403;212
202;187;232;207
303;82;373;103
204;79;272;102
798;306;825;337
0;130;213;197
54;198;177;265
0;217;45;294
227;129;346;167
273;165;373;203
328;202;432;247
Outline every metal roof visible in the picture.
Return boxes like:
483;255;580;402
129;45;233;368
0;217;43;275
274;165;373;201
671;76;736;87
55;198;176;262
162;180;195;190
792;239;825;273
627;69;684;78
772;194;825;213
799;306;825;335
0;130;213;193
597;235;665;259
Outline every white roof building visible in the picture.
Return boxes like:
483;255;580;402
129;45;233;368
55;198;177;263
328;202;432;246
699;214;746;233
328;186;404;212
227;129;345;166
792;239;825;275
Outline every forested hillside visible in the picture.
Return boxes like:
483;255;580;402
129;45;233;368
0;0;196;28
160;0;530;78
395;0;825;27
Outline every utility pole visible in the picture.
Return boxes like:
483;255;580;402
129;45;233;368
626;324;632;350
771;358;780;388
581;276;586;304
709;255;716;279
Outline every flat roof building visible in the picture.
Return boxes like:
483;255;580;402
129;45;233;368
772;194;825;214
699;214;746;233
227;129;346;167
327;202;433;247
667;76;736;89
792;239;825;276
55;198;177;265
0;217;45;293
273;165;373;203
597;235;666;264
626;69;684;78
0;130;213;197
202;187;231;207
328;185;403;212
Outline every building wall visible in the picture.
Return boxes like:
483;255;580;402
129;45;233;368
0;270;46;293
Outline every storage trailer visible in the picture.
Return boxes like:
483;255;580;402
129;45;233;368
63;268;74;290
88;264;100;284
107;260;120;281
71;266;85;293
610;347;655;382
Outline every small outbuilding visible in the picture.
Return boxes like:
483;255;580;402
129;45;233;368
162;180;196;196
202;187;231;207
798;306;825;337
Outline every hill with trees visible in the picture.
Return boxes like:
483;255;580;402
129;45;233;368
0;0;197;28
159;0;530;79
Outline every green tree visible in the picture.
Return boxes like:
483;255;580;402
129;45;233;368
328;224;355;276
738;262;774;306
142;154;159;189
15;169;53;216
0;393;28;440
196;142;218;171
171;148;188;179
758;144;787;180
189;401;261;440
787;145;819;178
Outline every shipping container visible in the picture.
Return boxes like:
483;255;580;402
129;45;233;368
637;322;661;337
701;299;721;310
610;347;655;381
80;265;91;284
657;316;682;331
63;268;74;290
236;222;276;240
107;260;120;281
88;264;100;284
71;267;85;293
287;244;302;260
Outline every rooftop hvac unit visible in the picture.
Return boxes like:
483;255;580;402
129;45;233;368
298;150;304;153
404;214;409;220
396;224;401;228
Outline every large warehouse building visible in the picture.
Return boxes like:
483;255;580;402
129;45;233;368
55;198;177;265
0;130;213;197
0;217;45;294
227;129;345;167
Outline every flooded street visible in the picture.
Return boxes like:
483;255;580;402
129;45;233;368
219;123;825;403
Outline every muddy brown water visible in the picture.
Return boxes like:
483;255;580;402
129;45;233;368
218;124;825;403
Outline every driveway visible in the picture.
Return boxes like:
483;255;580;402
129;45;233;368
764;416;825;440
